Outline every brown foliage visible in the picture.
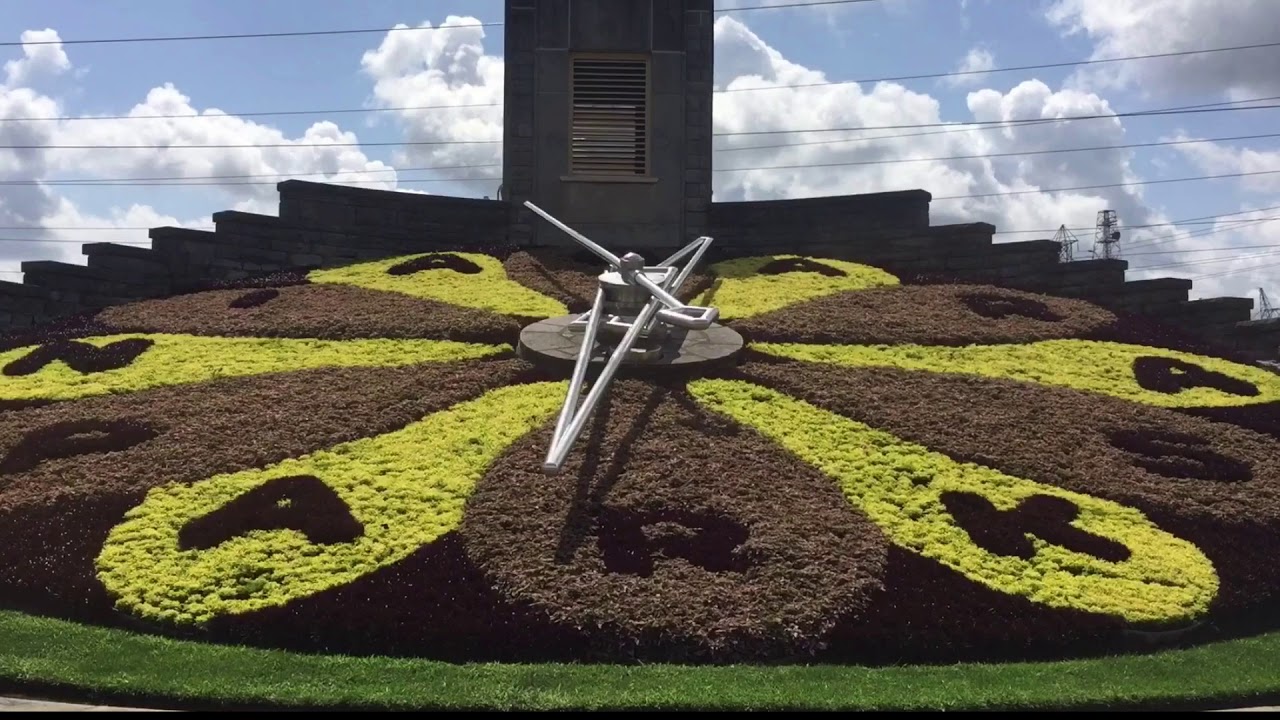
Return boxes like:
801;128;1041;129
733;284;1117;346
464;379;888;662
95;283;521;344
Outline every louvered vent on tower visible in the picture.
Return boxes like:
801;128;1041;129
570;56;650;176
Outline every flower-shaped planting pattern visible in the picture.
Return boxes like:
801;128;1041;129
1;248;1279;670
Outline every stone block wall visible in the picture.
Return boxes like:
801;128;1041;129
0;181;508;331
0;179;1275;362
704;192;1279;361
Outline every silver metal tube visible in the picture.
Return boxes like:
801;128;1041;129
632;271;687;310
547;287;605;454
542;296;663;473
642;237;712;334
657;238;701;268
668;236;713;296
523;201;622;268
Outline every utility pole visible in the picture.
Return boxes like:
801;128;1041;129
1091;210;1122;260
1260;288;1280;320
1053;224;1081;263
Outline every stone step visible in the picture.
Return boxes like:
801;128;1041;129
16;261;144;310
1047;258;1128;296
1176;296;1256;328
82;242;171;282
1109;277;1193;314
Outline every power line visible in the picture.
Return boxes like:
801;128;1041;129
3;191;1280;241
1192;259;1280;281
717;98;1280;152
2;27;1275;103
0;1;877;48
9;103;1280;150
2;99;1274;147
1128;239;1280;258
714;104;1280;138
716;40;1280;94
7;167;1278;193
7;131;1276;186
722;0;879;10
1137;248;1280;273
6;90;1275;131
0;163;502;186
715;132;1280;172
1124;206;1280;251
932;169;1280;201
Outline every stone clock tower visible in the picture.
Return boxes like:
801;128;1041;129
502;0;715;251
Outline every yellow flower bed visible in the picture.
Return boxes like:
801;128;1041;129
308;253;568;318
688;378;1219;623
0;334;505;402
94;381;566;625
695;255;900;319
755;339;1280;408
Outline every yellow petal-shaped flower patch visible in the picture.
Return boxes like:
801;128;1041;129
308;252;569;318
695;255;899;320
688;378;1218;624
755;339;1280;408
94;381;566;625
0;333;505;402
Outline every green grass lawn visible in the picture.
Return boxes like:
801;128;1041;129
2;609;1278;711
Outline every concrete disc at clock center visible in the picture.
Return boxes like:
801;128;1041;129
518;315;745;375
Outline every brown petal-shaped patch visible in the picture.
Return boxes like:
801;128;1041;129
0;358;537;621
463;379;888;662
825;546;1125;665
503;249;714;314
95;283;521;344
733;284;1117;345
737;359;1280;619
204;532;591;662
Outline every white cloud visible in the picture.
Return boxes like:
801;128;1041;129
944;47;996;88
0;30;396;276
3;29;70;87
1171;134;1280;194
359;16;503;198
0;13;1275;304
711;17;1158;241
1047;0;1280;99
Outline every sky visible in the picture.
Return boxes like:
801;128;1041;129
0;0;1278;309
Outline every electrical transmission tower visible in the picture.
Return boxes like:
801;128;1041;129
1260;288;1280;320
1091;210;1122;260
1053;224;1081;262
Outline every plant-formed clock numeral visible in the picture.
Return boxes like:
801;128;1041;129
308;253;567;317
1107;428;1253;483
0;418;158;475
695;255;899;320
596;506;754;577
941;491;1131;563
1134;356;1260;398
961;292;1064;322
757;257;847;278
387;253;483;276
2;338;155;377
178;475;364;551
228;288;280;309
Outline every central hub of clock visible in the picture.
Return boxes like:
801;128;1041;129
515;202;745;474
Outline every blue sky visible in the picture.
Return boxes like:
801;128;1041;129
0;0;1277;300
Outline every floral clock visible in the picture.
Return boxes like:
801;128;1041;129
0;249;1278;667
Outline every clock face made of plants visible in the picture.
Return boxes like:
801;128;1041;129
0;249;1277;665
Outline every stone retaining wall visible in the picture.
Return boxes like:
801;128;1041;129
0;181;1275;360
